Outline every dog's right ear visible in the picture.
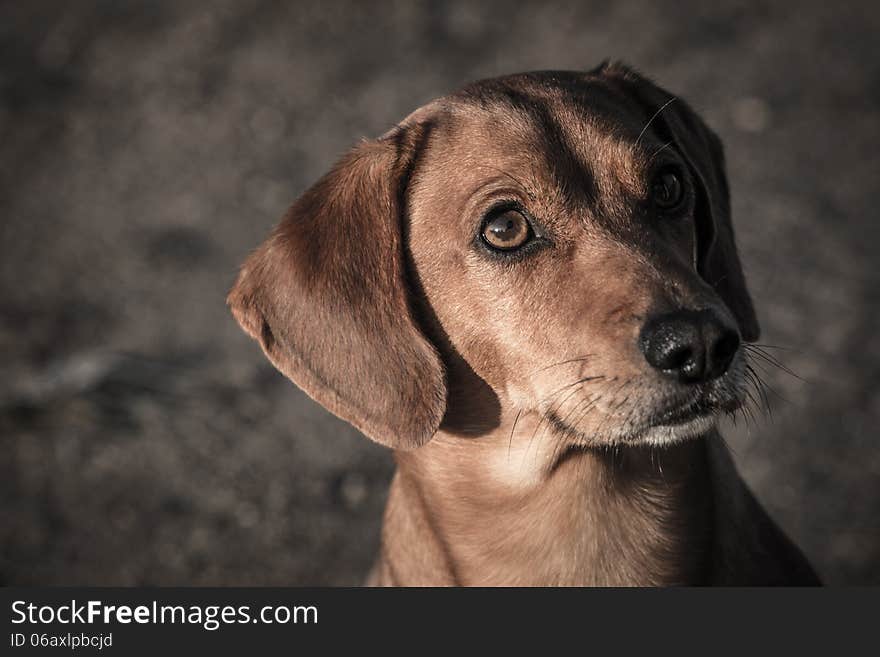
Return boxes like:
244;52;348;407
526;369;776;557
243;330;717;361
596;62;760;342
227;123;446;450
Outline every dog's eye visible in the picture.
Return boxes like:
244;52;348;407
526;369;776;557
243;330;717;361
651;168;684;210
481;209;532;250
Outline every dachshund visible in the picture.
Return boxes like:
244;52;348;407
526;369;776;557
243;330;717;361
228;63;820;586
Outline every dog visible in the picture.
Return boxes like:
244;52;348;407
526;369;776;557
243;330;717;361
228;63;820;586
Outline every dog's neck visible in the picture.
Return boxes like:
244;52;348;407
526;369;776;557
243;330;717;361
381;416;717;586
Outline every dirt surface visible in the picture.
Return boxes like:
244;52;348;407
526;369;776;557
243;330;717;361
1;1;878;585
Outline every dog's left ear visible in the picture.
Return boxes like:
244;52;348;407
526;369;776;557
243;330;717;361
227;122;447;450
598;63;760;342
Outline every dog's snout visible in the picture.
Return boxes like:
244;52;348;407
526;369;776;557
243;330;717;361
639;310;740;384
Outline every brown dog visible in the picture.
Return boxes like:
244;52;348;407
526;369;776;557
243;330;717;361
228;63;819;586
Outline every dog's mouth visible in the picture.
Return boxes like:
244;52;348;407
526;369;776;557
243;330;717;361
623;388;744;445
649;394;737;428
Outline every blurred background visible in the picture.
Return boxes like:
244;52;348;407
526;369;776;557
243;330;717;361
1;0;878;586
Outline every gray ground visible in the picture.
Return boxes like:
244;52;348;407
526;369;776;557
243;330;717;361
1;1;878;586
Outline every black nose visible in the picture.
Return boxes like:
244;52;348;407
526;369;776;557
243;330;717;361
639;309;741;384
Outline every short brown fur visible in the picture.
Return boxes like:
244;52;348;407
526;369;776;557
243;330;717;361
228;64;819;586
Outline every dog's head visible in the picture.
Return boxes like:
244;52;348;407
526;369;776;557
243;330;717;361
228;64;758;451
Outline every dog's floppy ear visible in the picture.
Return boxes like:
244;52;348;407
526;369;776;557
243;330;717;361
227;124;446;449
598;63;760;341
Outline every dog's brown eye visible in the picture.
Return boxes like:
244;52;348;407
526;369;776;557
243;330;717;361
482;209;531;250
651;169;684;210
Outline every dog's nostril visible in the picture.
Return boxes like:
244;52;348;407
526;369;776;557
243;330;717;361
672;346;705;384
639;315;704;382
709;329;741;377
661;345;695;372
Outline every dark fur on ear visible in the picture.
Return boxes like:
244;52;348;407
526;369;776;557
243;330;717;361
597;62;760;342
227;124;446;450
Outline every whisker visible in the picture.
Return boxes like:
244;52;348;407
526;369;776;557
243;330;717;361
548;396;593;467
727;409;738;428
646;140;675;168
745;361;791;405
636;97;677;146
538;375;605;405
745;365;773;417
507;408;522;461
719;434;738;458
749;343;796;352
743;344;806;382
746;345;794;373
742;379;766;420
524;382;587;466
566;393;601;437
560;396;600;451
739;402;755;430
591;378;631;440
532;354;595;374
